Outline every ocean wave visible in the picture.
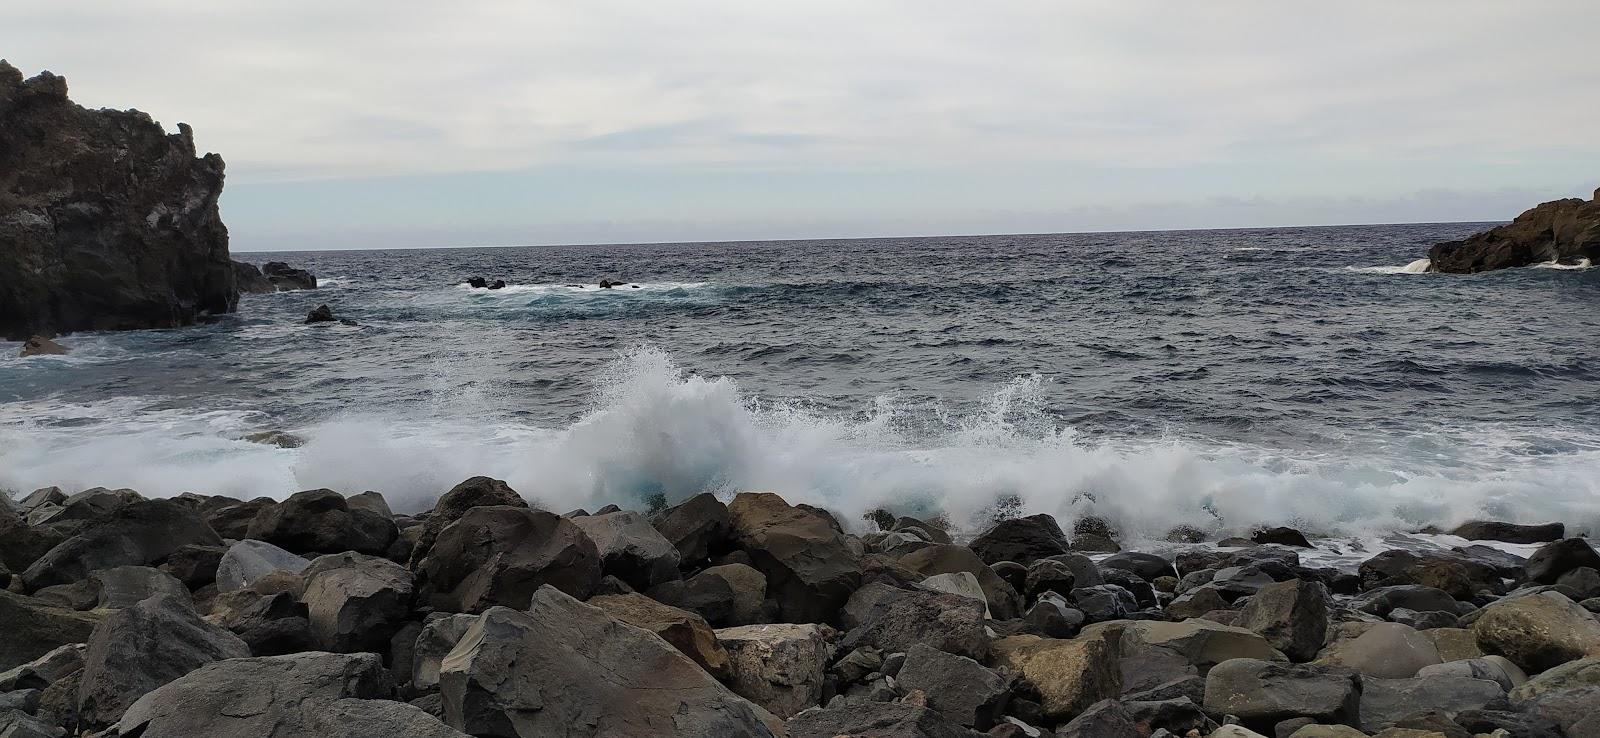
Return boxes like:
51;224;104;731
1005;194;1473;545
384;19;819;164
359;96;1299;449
1533;257;1594;270
455;281;713;296
1345;258;1433;275
4;347;1597;539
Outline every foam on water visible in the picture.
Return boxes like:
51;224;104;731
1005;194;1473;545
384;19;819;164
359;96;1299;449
5;347;1597;537
1534;257;1594;270
1346;258;1434;275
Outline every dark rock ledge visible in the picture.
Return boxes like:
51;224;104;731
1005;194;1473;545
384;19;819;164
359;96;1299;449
1427;187;1600;273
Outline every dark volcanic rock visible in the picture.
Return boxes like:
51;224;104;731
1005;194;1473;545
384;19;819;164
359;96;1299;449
21;498;222;591
77;593;250;728
787;702;980;738
260;261;316;290
1251;526;1313;548
0;591;101;672
416;505;601;612
1525;538;1600;585
1450;520;1564;545
727;492;861;623
968;514;1070;565
304;304;335;323
1428;191;1600;273
0;61;236;340
649;492;730;564
1202;658;1361;731
407;476;527;567
231;260;275;293
244;489;396;556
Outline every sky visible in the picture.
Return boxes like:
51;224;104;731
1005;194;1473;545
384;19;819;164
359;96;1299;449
8;1;1599;251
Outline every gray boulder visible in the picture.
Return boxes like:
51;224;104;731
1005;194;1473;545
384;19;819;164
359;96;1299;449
649;492;730;563
896;644;1012;729
1450;521;1564;544
1358;676;1505;733
215;539;311;593
1418;656;1527;692
1202;658;1361;730
1238;579;1328;662
727;492;861;624
406;476;527;567
300;552;414;653
1525;538;1600;585
838;588;991;661
0;710;63;738
0;591;100;672
411;613;479;694
571;510;682;589
715;623;832;719
0;645;83;693
416;505;601;612
786;702;982;738
968;514;1070;566
1472;590;1600;672
244;489;397;556
21;499;221;590
77;594;250;728
89;566;190;610
1316;622;1440;678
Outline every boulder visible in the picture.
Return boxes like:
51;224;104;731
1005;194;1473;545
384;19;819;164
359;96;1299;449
0;591;100;672
1508;656;1600;702
699;562;769;625
786;702;982;738
1251;527;1313;548
989;635;1120;721
89;566;190;609
416;505;601;612
1123;619;1286;672
260;261;317;290
895;644;1012;729
1351;585;1461;618
77;594;250;728
300;552;414;653
716;623;832;718
438;587;780;737
20;499;221;590
1358;550;1494;599
0;506;63;575
571;510;682;589
411;612;479;694
0;711;62;738
231;260;275;293
202;499;274;539
0;61;235;340
244;488;397;556
1024;558;1078;599
1072;584;1139;623
1427;194;1600;273
215;591;315;656
900;544;1022;619
157;543;225;588
1316;622;1441;678
1238;579;1329;662
1557;566;1600;600
1101;551;1178;582
727;492;861;624
1358;676;1505;733
590;593;730;679
649;492;730;563
1424;627;1485;662
838;588;991;661
1524;538;1600;585
1166;584;1231;619
407;476;528;566
645;571;737;625
107;651;465;738
1450;521;1564;544
918;571;991;616
1471;590;1600;672
1417;656;1526;692
214;539;311;593
345;490;393;517
968;514;1070;565
1451;709;1564;738
1514;684;1600;736
1023;592;1086;638
1202;658;1361;730
1054;699;1142;738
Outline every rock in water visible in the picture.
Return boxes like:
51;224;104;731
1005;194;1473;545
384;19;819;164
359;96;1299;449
1428;190;1600;273
0;61;236;340
18;336;66;357
305;304;336;323
231;261;276;293
261;261;317;290
438;586;780;737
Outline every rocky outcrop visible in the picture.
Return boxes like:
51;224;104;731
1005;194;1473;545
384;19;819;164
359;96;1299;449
1427;189;1600;273
0;61;236;340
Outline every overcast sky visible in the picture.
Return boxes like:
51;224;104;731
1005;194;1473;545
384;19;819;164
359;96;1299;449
9;1;1599;251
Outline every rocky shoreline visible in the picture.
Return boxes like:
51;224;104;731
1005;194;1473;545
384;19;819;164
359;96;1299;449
1424;188;1600;273
2;482;1597;737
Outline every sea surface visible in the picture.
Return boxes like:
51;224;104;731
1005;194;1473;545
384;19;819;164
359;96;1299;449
4;223;1599;540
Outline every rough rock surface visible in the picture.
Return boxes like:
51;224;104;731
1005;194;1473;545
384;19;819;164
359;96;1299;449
1428;191;1600;273
0;62;237;339
727;492;860;623
895;643;1012;729
417;505;601;612
77;593;250;728
839;588;991;660
715;623;831;719
786;702;982;738
649;492;730;564
1203;658;1361;730
0;591;100;672
571;510;682;589
21;499;221;591
990;635;1120;721
1358;676;1506;733
214;539;311;593
590;593;730;679
1471;590;1600;672
244;489;397;556
299;552;414;653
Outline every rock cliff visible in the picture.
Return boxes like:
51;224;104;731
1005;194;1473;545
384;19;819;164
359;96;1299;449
0;60;235;340
1428;188;1600;273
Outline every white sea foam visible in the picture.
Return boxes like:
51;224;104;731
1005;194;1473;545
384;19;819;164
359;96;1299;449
456;281;712;296
317;275;354;286
4;348;1598;537
1533;257;1594;270
1346;258;1433;275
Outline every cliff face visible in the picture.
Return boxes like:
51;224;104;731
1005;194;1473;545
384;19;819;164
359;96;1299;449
1428;190;1600;273
0;61;236;340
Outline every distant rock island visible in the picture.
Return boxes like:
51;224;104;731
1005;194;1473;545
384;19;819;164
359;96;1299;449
1427;188;1600;273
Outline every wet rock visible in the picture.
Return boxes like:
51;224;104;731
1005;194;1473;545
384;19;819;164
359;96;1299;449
1556;566;1600;600
21;499;221;591
1358;550;1495;599
1524;538;1600;585
896;644;1012;729
1053;698;1141;738
893;516;952;545
1100;567;1157;609
1450;521;1564;545
1316;622;1441;678
300;552;413;653
261;261;317;290
1251;527;1313;548
77;593;250;728
0;644;83;694
1357;676;1505;733
1072;584;1139;623
1427;194;1600;273
439;587;779;737
1471;590;1600;672
214;539;311;593
900;544;1023;619
1166;584;1231;619
416;505;601;612
728;492;862;624
0;62;235;340
590;593;730;679
157;543;225;588
89;566;190;609
304;304;336;323
1101;551;1178;582
18;336;66;357
840;588;991;660
1202;658;1361;731
0;507;63;578
646;569;737;625
1351;585;1461;618
990;635;1120;721
0;591;102;672
1238;579;1329;662
969;515;1070;565
786;701;981;738
717;623;832;718
246;488;397;556
406;476;527;566
571;510;682;589
1124;619;1286;672
649;492;730;564
1418;656;1526;692
1023;591;1086;638
231;260;275;293
465;277;488;288
202;498;274;539
1024;558;1077;600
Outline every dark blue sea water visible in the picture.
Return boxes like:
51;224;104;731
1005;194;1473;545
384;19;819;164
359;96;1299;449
4;223;1598;539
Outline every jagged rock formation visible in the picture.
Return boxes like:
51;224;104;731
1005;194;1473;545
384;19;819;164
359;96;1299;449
1428;188;1600;273
0;60;235;340
235;261;317;294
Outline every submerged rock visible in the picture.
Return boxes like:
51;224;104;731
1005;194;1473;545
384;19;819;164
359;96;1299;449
18;336;66;357
1428;189;1600;273
0;61;236;340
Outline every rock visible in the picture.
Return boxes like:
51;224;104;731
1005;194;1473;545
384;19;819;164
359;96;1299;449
590;593;730;679
106;651;465;738
1124;619;1286;672
645;571;737;625
1507;655;1600;701
214;539;311;593
1351;585;1461;618
838;588;992;661
202;499;274;539
1238;579;1329;662
649;492;730;564
969;515;1070;565
0;62;235;340
1101;551;1178;582
244;488;397;556
304;304;335;323
1418;656;1526;692
0;644;83;693
0;591;101;672
1387;607;1458;631
1317;622;1441;678
1524;538;1600;585
990;635;1120;721
1167;584;1232;619
786;702;982;738
1072;584;1139;623
1514;685;1600;736
1251;527;1313;548
20;499;222;591
215;591;315;656
727;492;862;624
438;587;779;737
89;566;190;609
1024;558;1078;599
1427;193;1600;273
16;488;67;512
1119;643;1200;696
0;506;63;577
919;572;991;616
300;552;414;653
260;261;317;290
157;543;225;588
1556;566;1600;600
1202;658;1361;730
416;505;601;612
1471;590;1600;672
231;260;275;293
1053;698;1142;738
716;623;832;718
571;510;682;589
893;516;952;545
18;336;66;357
1358;676;1505;733
345;490;393;517
1449;521;1564;545
1451;709;1564;738
410;612;478;694
77;593;250;728
407;476;528;567
1023;592;1086;638
900;544;1023;619
0;711;62;738
699;562;769;625
1423;628;1485;662
1358;550;1494;599
465;276;488;288
895;644;1011;729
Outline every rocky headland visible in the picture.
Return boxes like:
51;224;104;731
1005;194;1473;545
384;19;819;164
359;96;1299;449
2;481;1598;737
1426;189;1600;273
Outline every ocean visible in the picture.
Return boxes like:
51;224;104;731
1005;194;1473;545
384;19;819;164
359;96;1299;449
4;223;1598;542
